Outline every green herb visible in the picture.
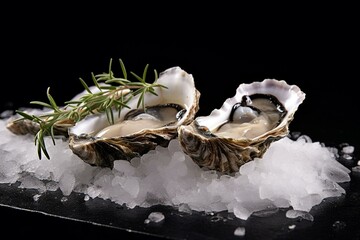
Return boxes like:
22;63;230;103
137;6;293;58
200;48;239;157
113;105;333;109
15;58;167;160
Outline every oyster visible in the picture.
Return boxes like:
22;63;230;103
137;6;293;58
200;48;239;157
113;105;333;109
69;66;200;168
178;79;305;174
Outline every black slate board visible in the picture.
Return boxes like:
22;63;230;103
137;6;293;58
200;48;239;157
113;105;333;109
1;7;359;239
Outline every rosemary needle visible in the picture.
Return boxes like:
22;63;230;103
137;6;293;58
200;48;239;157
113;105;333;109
15;58;167;160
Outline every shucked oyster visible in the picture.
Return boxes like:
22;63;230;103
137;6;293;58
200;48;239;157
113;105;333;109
178;79;305;174
69;67;200;168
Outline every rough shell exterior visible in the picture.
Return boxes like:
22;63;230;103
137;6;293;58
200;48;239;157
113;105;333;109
177;79;306;174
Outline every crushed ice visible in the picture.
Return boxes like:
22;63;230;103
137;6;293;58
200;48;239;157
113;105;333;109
0;116;354;220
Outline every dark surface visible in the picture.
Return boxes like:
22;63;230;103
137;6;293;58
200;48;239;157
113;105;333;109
1;5;359;239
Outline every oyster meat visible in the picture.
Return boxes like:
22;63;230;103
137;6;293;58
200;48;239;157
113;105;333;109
178;79;305;174
69;67;200;168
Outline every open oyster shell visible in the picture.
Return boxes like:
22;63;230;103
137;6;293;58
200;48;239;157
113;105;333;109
177;79;305;174
69;67;200;168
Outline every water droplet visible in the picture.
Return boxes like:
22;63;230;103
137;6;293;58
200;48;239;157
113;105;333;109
33;194;41;201
288;224;296;230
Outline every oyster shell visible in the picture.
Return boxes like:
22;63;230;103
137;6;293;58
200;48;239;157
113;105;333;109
6;85;105;136
177;79;305;174
6;110;72;136
69;66;200;168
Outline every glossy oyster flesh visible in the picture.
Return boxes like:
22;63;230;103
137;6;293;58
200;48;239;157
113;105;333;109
178;79;306;174
69;66;200;168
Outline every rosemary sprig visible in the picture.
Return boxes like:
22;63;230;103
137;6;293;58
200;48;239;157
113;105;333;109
15;58;167;160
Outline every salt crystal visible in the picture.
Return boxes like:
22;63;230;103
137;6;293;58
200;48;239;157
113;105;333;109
288;224;296;230
234;227;246;237
341;146;354;154
33;194;41;201
84;195;90;201
145;212;165;223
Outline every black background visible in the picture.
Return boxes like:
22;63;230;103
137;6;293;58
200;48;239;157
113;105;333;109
1;4;359;239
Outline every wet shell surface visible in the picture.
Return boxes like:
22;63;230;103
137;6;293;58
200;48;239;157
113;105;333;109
68;67;200;168
177;79;306;174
